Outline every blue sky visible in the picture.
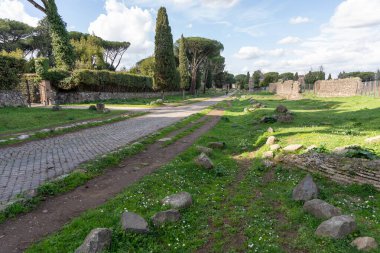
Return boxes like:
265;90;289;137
1;0;380;76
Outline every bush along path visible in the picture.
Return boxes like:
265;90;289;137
10;95;380;253
0;108;224;253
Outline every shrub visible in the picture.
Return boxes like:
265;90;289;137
0;55;26;90
43;68;71;83
35;57;49;77
55;69;154;92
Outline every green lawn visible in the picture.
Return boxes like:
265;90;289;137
68;90;225;108
0;107;127;136
26;94;380;253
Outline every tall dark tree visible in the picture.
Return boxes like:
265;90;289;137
246;71;250;87
102;40;130;70
27;0;75;70
154;7;177;97
179;37;223;94
328;73;332;80
294;72;299;81
252;70;262;87
178;34;189;97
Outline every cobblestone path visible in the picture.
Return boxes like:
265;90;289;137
0;96;227;204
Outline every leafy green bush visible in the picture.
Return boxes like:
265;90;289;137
56;69;154;92
35;57;49;77
0;55;26;90
43;68;71;83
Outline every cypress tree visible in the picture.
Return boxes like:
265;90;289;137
154;7;177;98
178;34;189;98
294;72;299;81
45;0;75;70
246;71;250;87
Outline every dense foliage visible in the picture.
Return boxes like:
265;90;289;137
154;7;177;92
178;35;189;92
338;71;376;82
304;69;325;84
55;69;153;92
261;72;279;86
128;56;155;77
44;0;75;70
279;72;294;81
0;18;34;53
0;54;25;90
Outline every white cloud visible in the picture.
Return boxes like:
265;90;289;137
234;46;285;60
0;0;39;26
201;0;239;9
277;36;301;44
254;60;270;67
88;0;154;69
234;46;263;60
289;16;310;24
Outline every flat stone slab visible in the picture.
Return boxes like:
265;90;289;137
365;136;380;144
303;199;342;219
270;144;281;151
351;237;378;251
75;228;112;253
292;174;318;201
262;151;274;159
161;192;192;209
158;137;172;142
151;209;181;226
284;144;303;153
121;212;149;233
315;215;357;239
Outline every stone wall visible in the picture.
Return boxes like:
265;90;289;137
281;153;380;190
54;91;182;104
268;80;302;100
314;78;362;97
0;90;27;107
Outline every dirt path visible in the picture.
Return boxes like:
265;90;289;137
0;110;224;253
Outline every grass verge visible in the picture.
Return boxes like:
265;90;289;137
25;94;380;253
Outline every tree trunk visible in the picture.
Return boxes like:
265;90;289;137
190;69;197;95
182;89;185;99
161;90;164;100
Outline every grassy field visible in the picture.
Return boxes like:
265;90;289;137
68;90;225;108
0;107;127;136
26;94;380;252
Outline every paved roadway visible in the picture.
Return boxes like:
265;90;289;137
0;95;229;205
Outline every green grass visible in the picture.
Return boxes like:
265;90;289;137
68;90;225;108
26;95;380;252
0;107;127;136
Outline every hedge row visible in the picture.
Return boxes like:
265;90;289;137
0;55;26;90
56;69;154;92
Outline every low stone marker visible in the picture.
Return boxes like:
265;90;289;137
17;134;30;140
365;135;380;144
303;199;341;219
161;192;192;209
75;228;112;253
275;105;288;113
196;146;213;155
292;174;318;201
151;209;181;226
207;142;225;149
267;127;274;133
266;136;277;145
195;153;214;169
351;237;378;251
283;144;303;153
120;212;149;233
315;215;357;239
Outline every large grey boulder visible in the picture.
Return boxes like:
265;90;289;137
195;153;214;169
315;215;357;239
161;192;192;209
151;209;181;226
270;144;281;151
351;237;378;251
120;212;149;233
303;199;342;219
262;151;274;159
292;174;318;201
75;228;112;253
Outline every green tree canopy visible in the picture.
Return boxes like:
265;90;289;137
0;18;34;53
154;7;177;94
261;72;279;86
279;72;294;81
252;70;262;87
177;36;223;94
178;34;189;92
